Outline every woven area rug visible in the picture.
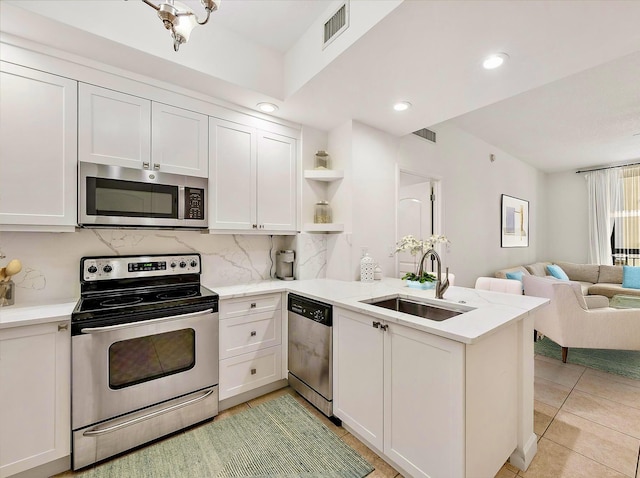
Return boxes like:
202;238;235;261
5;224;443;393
77;394;374;478
535;337;640;380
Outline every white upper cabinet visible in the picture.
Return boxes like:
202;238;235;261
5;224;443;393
0;62;77;231
209;118;297;233
79;83;151;169
79;84;208;177
151;102;208;177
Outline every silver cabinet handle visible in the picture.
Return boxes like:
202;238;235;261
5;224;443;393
80;308;214;334
58;323;69;332
153;163;160;170
142;161;150;169
251;368;257;375
372;321;380;328
83;388;215;437
250;303;256;309
380;324;389;332
250;331;257;337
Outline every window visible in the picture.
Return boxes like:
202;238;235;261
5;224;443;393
612;166;640;265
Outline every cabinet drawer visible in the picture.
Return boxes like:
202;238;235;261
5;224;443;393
219;311;281;359
220;293;282;319
219;346;283;400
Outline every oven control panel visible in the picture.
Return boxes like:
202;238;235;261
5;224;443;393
81;254;201;281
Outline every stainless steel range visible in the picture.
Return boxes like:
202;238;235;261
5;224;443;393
71;253;219;470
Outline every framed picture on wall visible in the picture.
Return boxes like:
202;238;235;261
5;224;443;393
501;194;529;248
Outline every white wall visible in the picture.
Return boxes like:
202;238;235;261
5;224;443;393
544;170;589;262
397;123;546;287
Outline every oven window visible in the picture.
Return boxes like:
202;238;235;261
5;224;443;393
109;329;195;389
87;177;177;218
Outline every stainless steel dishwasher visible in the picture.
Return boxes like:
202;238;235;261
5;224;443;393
288;293;338;422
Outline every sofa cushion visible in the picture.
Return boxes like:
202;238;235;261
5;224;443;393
598;265;623;284
588;283;640;298
574;281;592;295
622;266;640;289
547;264;570;281
525;262;552;277
495;266;530;280
556;261;600;284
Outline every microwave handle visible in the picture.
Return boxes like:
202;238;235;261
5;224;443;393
178;186;185;219
79;308;215;334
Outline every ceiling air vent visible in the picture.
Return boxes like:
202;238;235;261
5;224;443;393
413;128;437;143
323;2;349;49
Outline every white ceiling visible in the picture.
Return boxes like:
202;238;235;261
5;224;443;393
2;0;640;174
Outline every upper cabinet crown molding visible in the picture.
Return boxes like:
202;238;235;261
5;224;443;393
0;61;77;231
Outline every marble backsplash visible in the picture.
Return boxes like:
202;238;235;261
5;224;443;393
0;230;329;306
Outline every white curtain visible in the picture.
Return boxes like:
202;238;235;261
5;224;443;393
585;169;622;264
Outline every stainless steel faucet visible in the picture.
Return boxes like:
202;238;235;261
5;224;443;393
417;248;449;299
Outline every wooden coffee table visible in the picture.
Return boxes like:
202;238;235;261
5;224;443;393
610;294;640;309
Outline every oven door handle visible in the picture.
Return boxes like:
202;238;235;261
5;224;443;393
82;388;215;437
79;308;215;334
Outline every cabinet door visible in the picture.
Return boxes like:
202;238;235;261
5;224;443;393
0;62;77;230
256;131;297;231
218;345;283;400
0;320;70;477
384;323;465;478
209;118;256;230
79;83;151;169
333;308;384;450
152;102;208;177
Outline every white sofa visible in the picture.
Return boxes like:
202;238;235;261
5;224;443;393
523;275;640;362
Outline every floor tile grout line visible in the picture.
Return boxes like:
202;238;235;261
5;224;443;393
551;407;640;443
538;436;636;478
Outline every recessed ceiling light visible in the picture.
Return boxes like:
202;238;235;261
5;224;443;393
393;101;412;112
257;102;278;113
483;52;509;70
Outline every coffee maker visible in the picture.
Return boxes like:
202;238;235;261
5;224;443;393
276;250;295;280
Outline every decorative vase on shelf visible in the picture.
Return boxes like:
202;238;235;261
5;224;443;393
405;280;436;290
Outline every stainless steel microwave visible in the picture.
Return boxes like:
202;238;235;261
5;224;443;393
79;162;207;228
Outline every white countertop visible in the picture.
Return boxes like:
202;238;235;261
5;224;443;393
211;278;549;344
0;279;549;343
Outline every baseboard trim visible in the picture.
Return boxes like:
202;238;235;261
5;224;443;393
509;433;538;471
218;379;288;411
6;455;70;478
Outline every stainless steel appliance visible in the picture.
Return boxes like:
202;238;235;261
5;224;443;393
79;162;207;228
71;253;219;469
287;294;338;421
276;250;295;280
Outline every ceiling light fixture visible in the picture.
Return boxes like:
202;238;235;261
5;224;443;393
141;0;220;52
483;52;509;70
393;101;412;112
257;102;279;113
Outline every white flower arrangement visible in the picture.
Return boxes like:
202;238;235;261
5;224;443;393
394;234;450;282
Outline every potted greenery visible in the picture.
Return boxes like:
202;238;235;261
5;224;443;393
395;234;449;290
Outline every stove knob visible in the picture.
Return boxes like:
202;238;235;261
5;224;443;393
179;261;187;268
87;265;97;274
170;262;177;268
103;265;113;273
190;260;198;268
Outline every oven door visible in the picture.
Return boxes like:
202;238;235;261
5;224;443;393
72;307;218;430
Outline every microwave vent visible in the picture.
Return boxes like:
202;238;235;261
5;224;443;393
413;128;437;143
323;2;349;49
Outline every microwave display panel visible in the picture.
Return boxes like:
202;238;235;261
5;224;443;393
87;177;178;218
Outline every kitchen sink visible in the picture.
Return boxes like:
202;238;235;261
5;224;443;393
362;296;468;322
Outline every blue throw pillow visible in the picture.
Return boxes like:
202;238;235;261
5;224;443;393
547;264;569;281
622;266;640;289
505;271;524;282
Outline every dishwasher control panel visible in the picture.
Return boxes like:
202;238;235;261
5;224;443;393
288;293;332;326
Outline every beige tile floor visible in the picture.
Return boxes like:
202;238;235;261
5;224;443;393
55;355;640;478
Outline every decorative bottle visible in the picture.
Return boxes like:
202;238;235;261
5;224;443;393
360;250;375;282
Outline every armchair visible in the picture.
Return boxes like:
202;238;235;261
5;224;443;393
523;275;640;363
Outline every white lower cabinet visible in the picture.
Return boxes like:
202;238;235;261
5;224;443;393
334;307;517;478
218;293;286;400
0;319;70;478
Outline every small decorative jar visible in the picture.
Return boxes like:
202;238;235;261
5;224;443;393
374;265;383;280
314;150;331;170
314;201;332;224
360;252;375;282
0;280;15;306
